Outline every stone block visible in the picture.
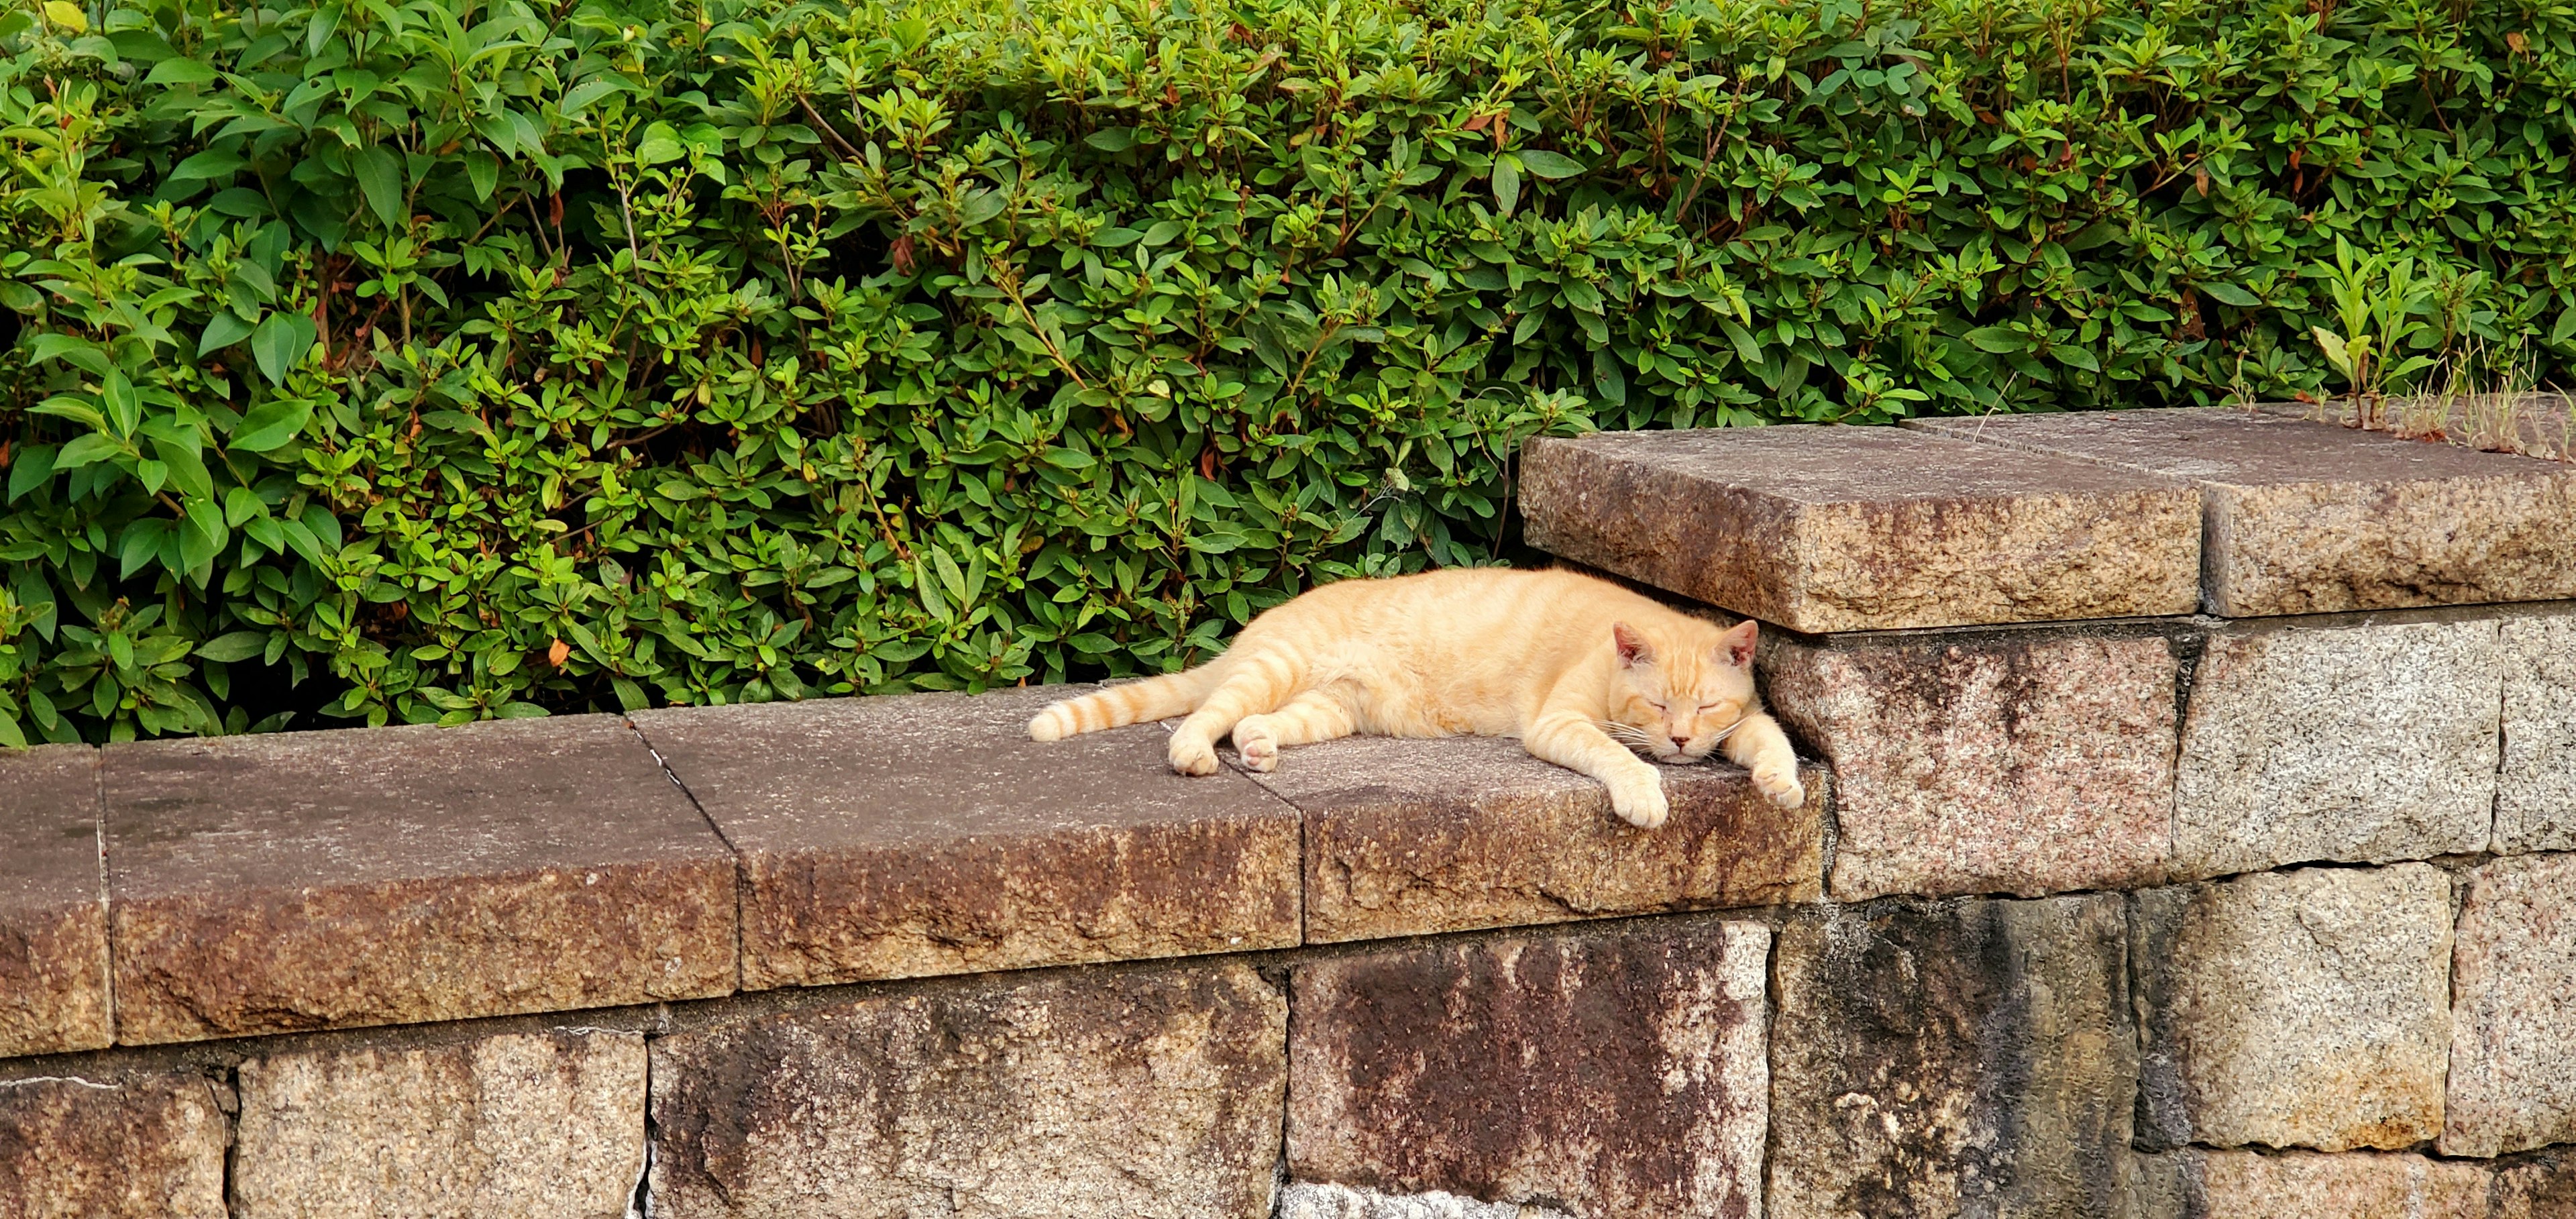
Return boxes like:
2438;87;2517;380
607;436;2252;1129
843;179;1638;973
2134;863;2454;1151
2163;1150;2489;1219
1288;922;1768;1219
104;717;735;1044
1250;734;1822;942
1768;894;2141;1219
231;1029;644;1219
1521;425;2200;632
2489;1149;2576;1218
649;961;1286;1218
1762;627;2178;900
2445;853;2576;1157
0;746;108;1057
1909;407;2576;616
0;1073;226;1219
2171;617;2501;880
2498;611;2576;854
635;689;1299;989
1276;1183;1572;1219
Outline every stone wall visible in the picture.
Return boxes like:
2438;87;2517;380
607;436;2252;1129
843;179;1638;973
5;405;2575;1218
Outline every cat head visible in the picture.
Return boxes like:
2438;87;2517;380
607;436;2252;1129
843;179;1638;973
1604;618;1760;763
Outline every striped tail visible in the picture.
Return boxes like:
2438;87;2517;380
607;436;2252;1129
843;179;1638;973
1028;668;1218;741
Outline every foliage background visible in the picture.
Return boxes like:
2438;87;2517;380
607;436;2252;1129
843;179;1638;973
1;0;2572;742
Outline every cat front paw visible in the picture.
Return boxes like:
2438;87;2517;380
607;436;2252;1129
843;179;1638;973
1167;737;1222;777
1752;763;1805;809
1234;732;1279;773
1611;776;1670;829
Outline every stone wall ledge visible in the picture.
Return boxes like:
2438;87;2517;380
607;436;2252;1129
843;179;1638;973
1525;404;2576;631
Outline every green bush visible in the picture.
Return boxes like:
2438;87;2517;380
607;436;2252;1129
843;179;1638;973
1;0;2572;742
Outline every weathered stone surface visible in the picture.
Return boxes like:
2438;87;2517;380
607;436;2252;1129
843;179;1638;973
2258;394;2576;462
2489;1149;2576;1218
0;747;107;1057
1276;1183;1573;1219
1762;627;2178;900
2444;853;2576;1158
636;688;1299;989
105;716;735;1045
2171;617;2501;880
1769;894;2141;1219
1910;407;2576;616
2134;863;2454;1152
1251;734;1822;942
0;1073;226;1218
1289;922;1768;1219
2161;1150;2490;1219
233;1029;645;1219
1521;425;2200;632
2498;611;2576;854
649;961;1286;1218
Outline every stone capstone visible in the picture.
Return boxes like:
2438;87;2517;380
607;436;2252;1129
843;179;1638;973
231;1028;645;1219
2498;611;2576;854
1907;407;2576;616
2159;1149;2489;1219
1249;733;1822;942
2170;617;2501;880
0;746;108;1058
1287;921;1769;1219
2443;853;2576;1158
1761;627;2178;899
104;716;736;1044
1767;894;2143;1219
1521;425;2201;632
0;1073;226;1219
634;688;1300;988
2134;863;2454;1152
647;961;1287;1218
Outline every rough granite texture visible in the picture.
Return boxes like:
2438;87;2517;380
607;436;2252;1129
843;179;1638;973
2498;612;2576;853
1908;407;2576;615
0;1073;226;1219
2259;394;2576;462
1768;894;2142;1219
1520;426;2200;632
2444;853;2576;1158
1289;922;1769;1219
0;746;108;1058
1275;1183;1574;1219
648;961;1287;1218
635;688;1300;988
1249;733;1823;941
232;1029;645;1219
103;716;735;1044
2489;1150;2576;1218
2171;617;2502;880
1762;627;2178;900
2134;863;2455;1152
2161;1150;2491;1219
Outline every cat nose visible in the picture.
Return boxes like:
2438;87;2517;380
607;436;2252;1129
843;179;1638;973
1670;734;1691;749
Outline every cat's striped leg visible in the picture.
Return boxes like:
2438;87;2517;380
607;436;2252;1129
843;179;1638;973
1523;708;1671;828
1230;688;1356;773
1168;650;1299;776
1720;710;1805;808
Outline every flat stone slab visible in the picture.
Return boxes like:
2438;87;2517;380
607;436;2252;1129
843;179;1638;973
0;746;109;1058
1768;894;2143;1219
1277;1182;1573;1219
0;1072;227;1217
1521;425;2200;632
648;961;1286;1218
1763;625;2180;899
2156;1149;2491;1218
2134;863;2455;1152
1910;407;2576;616
2445;853;2576;1157
1288;921;1770;1219
104;717;736;1045
1248;734;1823;942
2498;609;2576;854
637;688;1300;989
2171;615;2502;880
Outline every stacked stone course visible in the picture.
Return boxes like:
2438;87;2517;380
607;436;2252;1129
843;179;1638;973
5;405;2575;1217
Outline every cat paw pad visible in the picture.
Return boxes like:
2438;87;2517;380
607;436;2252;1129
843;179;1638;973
1236;735;1279;772
1753;767;1805;809
1612;783;1670;829
1168;741;1222;776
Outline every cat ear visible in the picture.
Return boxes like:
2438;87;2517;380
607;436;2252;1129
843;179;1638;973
1611;622;1653;667
1717;619;1759;668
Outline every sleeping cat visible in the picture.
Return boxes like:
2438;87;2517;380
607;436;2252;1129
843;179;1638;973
1028;567;1805;827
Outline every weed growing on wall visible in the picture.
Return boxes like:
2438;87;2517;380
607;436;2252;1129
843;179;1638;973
1;0;2572;741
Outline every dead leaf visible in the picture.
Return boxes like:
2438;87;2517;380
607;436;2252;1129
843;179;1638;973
2193;166;2209;197
548;639;571;668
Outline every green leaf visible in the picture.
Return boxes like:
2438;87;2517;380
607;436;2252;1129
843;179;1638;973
146;57;217;85
1085;128;1136;153
6;444;56;503
100;370;139;435
41;1;85;32
53;433;125;470
2199;282;2260;308
464;150;499;203
197;631;268;662
170;148;245;181
199;310;258;354
635;121;686;164
1966;326;2026;354
1517;150;1586;178
353;145;405;229
1492;155;1522;215
229;397;314;452
28;335;111;377
250;311;317;385
559;76;626;119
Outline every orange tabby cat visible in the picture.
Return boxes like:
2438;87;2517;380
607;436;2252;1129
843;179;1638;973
1028;567;1804;827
